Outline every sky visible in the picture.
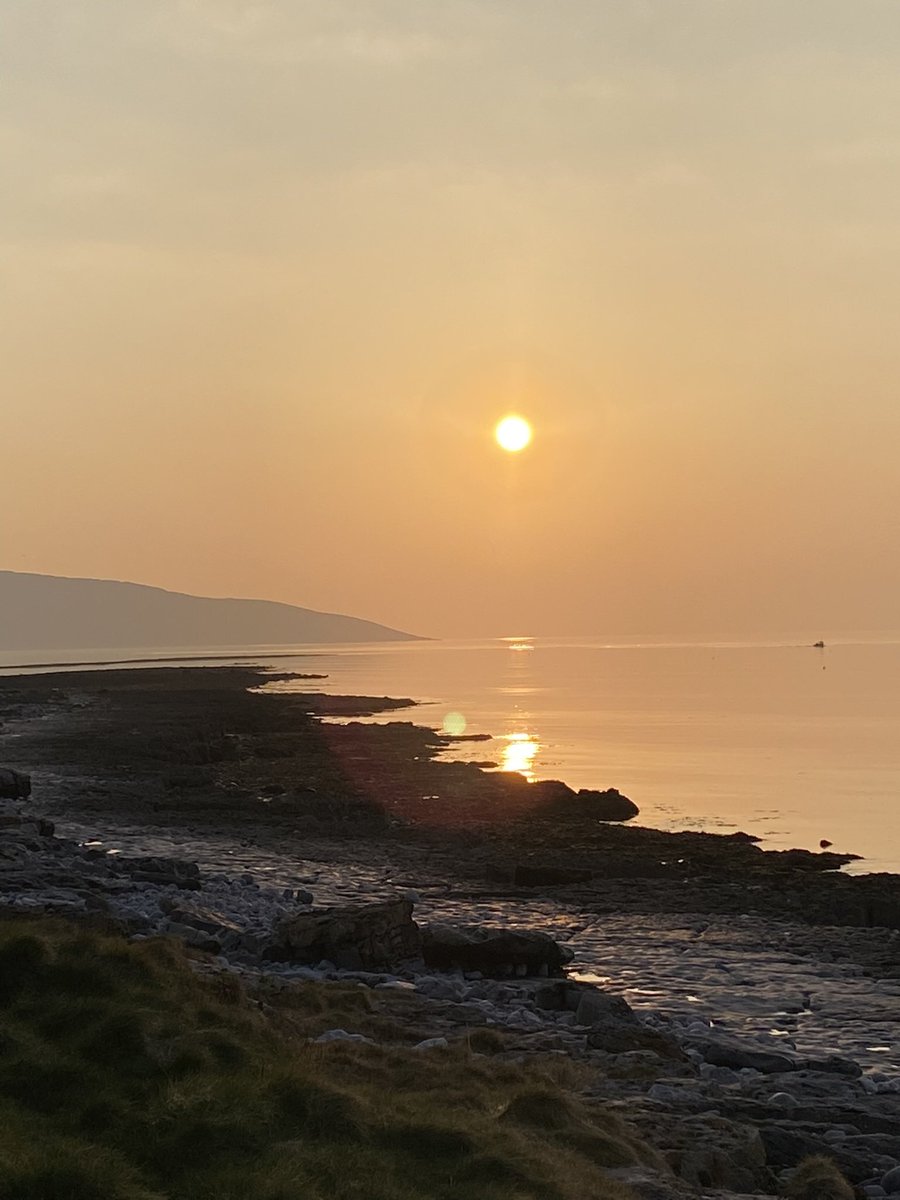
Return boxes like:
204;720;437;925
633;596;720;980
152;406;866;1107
3;0;900;639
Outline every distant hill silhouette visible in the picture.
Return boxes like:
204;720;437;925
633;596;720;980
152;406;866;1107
0;572;421;653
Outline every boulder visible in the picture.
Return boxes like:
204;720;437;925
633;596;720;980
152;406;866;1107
669;1115;771;1193
689;1034;797;1074
628;1105;774;1193
421;923;573;977
113;855;202;889
587;1022;688;1062
760;1126;873;1184
159;899;243;942
535;986;687;1063
802;1055;863;1078
269;898;421;970
533;980;636;1021
575;787;639;820
0;769;31;800
574;988;636;1026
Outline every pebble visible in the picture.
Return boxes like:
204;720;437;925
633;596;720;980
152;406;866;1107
412;1037;449;1052
313;1029;377;1046
767;1091;799;1108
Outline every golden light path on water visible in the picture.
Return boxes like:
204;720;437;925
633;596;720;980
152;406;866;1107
442;636;540;778
497;636;540;777
500;732;540;778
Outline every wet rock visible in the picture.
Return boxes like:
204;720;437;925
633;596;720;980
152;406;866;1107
421;923;573;978
513;864;593;887
0;769;31;800
270;898;421;970
690;1034;797;1074
882;1165;900;1193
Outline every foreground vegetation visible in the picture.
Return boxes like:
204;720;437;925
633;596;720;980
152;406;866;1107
0;916;662;1200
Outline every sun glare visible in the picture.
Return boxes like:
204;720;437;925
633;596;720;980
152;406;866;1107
501;733;539;778
495;415;532;453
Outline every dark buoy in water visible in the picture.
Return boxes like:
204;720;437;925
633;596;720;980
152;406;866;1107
819;839;833;849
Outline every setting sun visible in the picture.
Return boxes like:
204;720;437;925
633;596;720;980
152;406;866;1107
495;415;533;453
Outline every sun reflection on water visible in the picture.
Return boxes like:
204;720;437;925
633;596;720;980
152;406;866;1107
501;732;540;778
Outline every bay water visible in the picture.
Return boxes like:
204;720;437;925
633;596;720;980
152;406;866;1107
5;636;900;872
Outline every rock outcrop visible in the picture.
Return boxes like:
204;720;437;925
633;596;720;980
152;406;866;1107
269;898;422;969
531;781;639;821
421;922;573;977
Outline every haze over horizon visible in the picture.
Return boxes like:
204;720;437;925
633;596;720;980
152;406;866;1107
4;2;900;638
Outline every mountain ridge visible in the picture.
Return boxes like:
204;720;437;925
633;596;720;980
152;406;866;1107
0;570;421;652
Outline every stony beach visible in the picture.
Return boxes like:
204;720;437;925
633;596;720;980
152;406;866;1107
2;665;900;1199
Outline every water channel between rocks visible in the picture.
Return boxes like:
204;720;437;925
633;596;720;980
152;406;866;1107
64;820;900;1078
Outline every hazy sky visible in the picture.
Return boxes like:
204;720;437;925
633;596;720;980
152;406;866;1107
4;1;900;638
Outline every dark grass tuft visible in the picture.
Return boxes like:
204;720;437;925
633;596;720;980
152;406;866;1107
785;1155;855;1200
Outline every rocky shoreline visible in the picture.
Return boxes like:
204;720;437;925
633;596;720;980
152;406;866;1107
2;665;900;1198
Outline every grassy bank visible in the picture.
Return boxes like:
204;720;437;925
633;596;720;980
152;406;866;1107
0;916;658;1200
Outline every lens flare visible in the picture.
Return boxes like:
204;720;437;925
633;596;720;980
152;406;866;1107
442;711;467;736
495;415;532;453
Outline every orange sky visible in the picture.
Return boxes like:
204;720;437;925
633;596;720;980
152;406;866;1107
3;2;900;638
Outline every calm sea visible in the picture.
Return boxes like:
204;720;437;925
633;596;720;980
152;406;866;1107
4;637;900;873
